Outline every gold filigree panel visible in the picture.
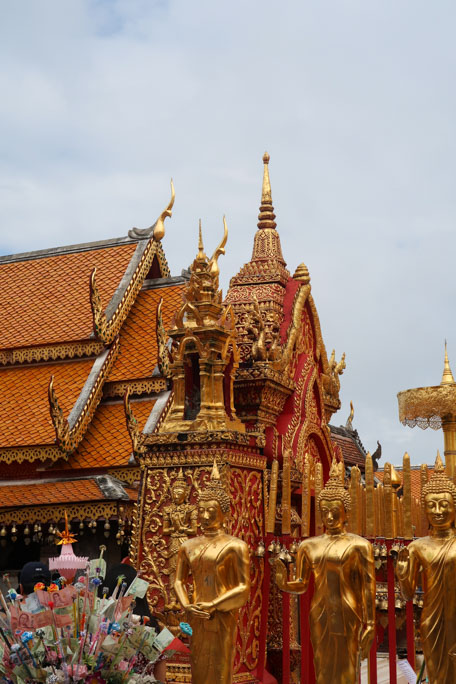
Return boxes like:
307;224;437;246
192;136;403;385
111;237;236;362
104;378;167;398
229;468;264;674
0;501;133;526
0;341;104;366
0;446;61;465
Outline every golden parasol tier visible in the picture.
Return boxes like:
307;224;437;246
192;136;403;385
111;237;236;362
398;343;456;481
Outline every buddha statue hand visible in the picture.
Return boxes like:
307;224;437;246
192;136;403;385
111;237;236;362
396;546;410;581
185;602;213;620
360;622;375;659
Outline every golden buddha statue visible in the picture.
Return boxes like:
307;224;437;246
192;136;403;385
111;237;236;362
174;461;250;684
397;452;456;683
162;469;198;608
275;458;376;683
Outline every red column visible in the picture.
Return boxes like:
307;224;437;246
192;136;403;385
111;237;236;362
368;628;377;684
256;534;272;681
406;600;415;670
387;545;397;684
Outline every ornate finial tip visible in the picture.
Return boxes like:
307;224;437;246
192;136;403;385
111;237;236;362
211;458;221;481
293;263;310;283
263;152;270;164
435;451;444;470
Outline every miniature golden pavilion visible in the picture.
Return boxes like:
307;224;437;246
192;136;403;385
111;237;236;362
1;153;449;683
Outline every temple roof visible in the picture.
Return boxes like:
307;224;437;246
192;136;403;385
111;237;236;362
109;285;184;383
0;239;138;350
0;189;183;477
329;424;367;468
56;399;156;470
0;359;94;449
0;477;136;509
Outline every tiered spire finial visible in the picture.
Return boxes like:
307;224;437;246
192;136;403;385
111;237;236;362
441;341;455;385
257;152;277;230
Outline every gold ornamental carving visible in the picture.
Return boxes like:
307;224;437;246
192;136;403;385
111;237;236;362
0;445;61;465
160;218;244;434
103;377;167;398
137;466;206;617
124;387;147;456
0;340;105;367
0;501;133;526
90;183;174;344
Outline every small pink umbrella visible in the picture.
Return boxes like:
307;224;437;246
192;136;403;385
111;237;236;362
49;511;88;582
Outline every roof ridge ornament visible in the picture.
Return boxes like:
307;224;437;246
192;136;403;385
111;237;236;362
128;179;175;240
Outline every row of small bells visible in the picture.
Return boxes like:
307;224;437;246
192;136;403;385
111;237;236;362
254;539;299;562
0;515;128;545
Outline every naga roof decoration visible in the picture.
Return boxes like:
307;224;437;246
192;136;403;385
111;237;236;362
48;336;120;455
90;182;175;344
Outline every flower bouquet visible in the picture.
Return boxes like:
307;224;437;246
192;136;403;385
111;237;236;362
0;528;177;683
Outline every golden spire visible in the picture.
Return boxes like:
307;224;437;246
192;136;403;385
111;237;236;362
257;152;277;230
441;341;455;385
197;219;206;260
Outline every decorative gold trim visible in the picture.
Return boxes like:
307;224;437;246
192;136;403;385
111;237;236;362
156;298;171;378
0;446;61;465
280;283;311;373
0;340;105;366
107;467;140;486
140;446;266;471
0;501;134;526
103;377;167;398
49;337;120;454
124;388;147;456
91;233;171;345
144;430;254;447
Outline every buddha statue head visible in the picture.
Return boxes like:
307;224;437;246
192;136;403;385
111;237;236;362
317;458;351;533
422;452;456;531
198;460;231;532
171;468;188;506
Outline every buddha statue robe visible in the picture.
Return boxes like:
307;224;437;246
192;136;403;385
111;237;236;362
277;531;375;684
397;530;456;683
175;530;250;684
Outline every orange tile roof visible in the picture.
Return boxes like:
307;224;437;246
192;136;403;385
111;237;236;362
0;359;94;448
109;285;184;382
59;399;156;470
0;243;137;350
331;433;365;467
0;479;104;508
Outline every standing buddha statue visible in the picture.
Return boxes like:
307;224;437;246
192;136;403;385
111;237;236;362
275;458;376;683
397;452;456;684
174;460;250;684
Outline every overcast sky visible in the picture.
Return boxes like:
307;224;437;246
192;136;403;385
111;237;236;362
1;0;455;467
